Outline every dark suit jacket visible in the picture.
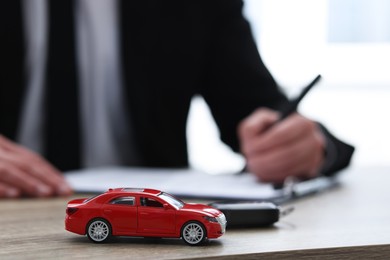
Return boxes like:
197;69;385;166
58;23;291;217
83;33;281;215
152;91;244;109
0;0;354;174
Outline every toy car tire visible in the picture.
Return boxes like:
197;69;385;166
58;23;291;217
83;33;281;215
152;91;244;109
181;221;207;246
87;218;112;243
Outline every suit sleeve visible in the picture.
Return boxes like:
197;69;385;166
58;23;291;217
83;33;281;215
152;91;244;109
199;0;287;152
318;124;355;176
199;0;354;174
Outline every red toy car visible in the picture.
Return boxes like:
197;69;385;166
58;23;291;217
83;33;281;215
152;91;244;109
65;188;227;245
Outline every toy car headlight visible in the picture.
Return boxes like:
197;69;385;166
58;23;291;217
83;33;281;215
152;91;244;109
203;216;218;223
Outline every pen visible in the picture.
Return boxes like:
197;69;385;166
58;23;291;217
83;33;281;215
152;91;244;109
279;74;322;120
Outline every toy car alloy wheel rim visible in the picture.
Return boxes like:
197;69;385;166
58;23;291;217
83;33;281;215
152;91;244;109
88;220;109;242
182;223;204;245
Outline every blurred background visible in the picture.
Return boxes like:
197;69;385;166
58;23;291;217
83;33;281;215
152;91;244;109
187;0;390;174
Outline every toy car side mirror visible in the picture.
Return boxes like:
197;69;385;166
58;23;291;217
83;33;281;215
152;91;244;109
163;203;171;210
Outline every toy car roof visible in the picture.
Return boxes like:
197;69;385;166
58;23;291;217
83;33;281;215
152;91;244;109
106;188;162;196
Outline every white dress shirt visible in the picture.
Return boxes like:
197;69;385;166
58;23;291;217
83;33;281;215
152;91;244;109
18;0;134;168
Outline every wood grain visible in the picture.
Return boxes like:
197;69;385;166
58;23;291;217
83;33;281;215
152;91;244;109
1;165;390;259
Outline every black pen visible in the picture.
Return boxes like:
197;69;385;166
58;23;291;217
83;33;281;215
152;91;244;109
279;74;322;120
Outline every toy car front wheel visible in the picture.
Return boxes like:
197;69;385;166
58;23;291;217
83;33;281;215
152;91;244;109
87;218;112;243
181;221;206;245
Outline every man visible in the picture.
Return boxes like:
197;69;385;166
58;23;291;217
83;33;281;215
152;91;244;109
0;0;354;198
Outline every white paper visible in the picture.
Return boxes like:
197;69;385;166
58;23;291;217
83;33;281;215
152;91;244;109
65;167;286;200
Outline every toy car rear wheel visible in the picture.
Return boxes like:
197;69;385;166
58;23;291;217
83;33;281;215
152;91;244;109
181;221;206;245
87;218;112;243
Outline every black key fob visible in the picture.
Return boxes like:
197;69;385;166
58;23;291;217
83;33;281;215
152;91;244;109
209;201;281;228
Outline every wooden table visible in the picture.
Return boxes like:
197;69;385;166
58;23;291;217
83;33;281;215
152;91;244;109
1;165;390;259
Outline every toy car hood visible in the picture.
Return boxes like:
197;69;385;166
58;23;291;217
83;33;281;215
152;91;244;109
179;203;222;217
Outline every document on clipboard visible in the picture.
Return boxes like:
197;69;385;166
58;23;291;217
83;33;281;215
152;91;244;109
65;167;339;202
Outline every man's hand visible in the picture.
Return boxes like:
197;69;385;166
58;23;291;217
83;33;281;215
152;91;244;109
238;108;326;183
0;135;72;198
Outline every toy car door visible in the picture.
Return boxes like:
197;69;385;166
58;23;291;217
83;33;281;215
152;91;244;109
137;196;176;234
102;196;137;234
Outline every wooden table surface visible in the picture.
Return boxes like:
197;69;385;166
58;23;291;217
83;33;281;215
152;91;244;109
1;165;390;259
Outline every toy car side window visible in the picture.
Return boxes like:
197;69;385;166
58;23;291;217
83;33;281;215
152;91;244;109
110;196;135;206
140;197;163;208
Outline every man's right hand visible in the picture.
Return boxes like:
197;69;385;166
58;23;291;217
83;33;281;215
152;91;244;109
0;135;73;198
